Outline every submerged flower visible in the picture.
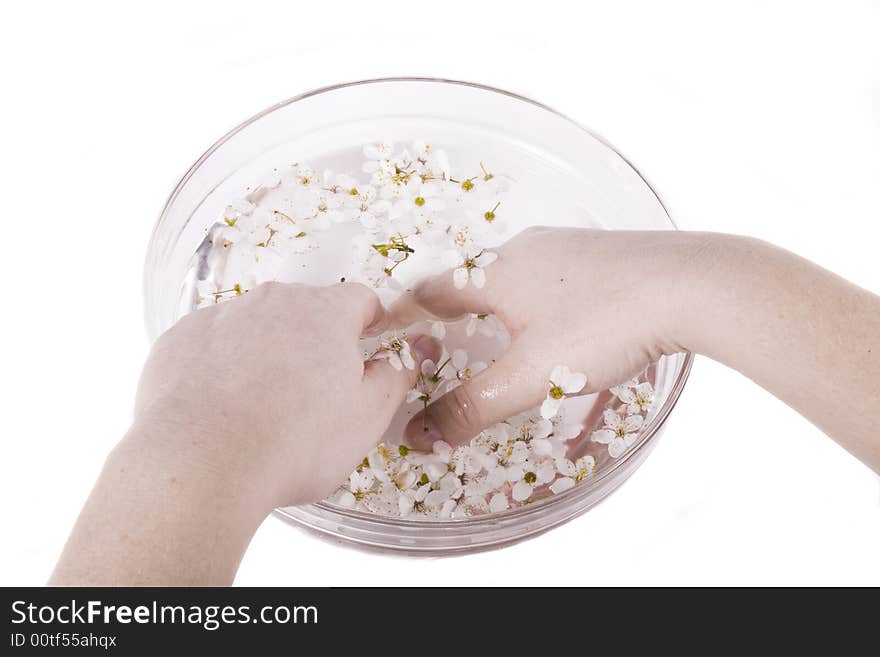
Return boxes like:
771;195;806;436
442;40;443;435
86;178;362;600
442;249;498;289
446;349;487;391
592;409;644;458
343;184;391;229
511;460;556;502
374;333;415;371
465;313;502;338
540;365;588;419
391;178;445;218
550;455;596;494
362;142;395;175
611;380;655;416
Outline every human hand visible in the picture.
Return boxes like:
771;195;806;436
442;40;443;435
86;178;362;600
391;226;714;448
132;281;440;509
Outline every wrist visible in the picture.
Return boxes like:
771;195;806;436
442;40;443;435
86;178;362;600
668;232;765;357
118;411;287;518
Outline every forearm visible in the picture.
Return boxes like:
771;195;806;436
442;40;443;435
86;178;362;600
680;234;880;471
50;421;274;586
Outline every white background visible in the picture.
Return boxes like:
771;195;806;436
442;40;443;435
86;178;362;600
2;1;878;586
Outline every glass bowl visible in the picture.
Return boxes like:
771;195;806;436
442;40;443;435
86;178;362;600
144;78;693;555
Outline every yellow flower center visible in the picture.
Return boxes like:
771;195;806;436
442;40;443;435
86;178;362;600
414;196;425;206
549;385;565;399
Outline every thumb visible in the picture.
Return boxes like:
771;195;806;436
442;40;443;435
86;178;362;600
361;334;443;425
403;341;551;448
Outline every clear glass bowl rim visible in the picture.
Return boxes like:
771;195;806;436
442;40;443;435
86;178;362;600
146;76;694;534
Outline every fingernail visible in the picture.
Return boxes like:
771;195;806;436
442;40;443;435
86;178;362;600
408;334;441;364
404;413;443;450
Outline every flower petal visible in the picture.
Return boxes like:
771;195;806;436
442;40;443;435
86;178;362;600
531;438;553;456
512;481;533;502
453;267;469;289
591;429;616;444
554;422;582;441
433;440;453;462
608;437;627;458
556;458;577;477
550;477;575;495
612;386;636;404
540;396;563;419
470;267;486;288
549;365;568;383
425;489;450;508
337;490;357;508
603;409;622;429
562;371;587;394
533;418;553;439
442;249;465;268
489;493;509;513
537;462;556;484
624;414;644;433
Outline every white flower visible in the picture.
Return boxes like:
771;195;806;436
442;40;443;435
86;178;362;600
446;222;480;251
592;409;644;458
406;358;443;405
291;163;325;189
550;455;596;494
341;184;391;229
335;469;376;507
430;321;446;339
465;201;505;235
390;178;445;219
398;483;431;516
362;142;395;173
411;140;451;180
374;333;415;371
611;380;655;416
511;460;556;502
445;349;487;391
465;313;502;337
442;249;498;289
540;365;588;419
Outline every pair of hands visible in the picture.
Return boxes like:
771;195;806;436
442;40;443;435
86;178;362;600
134;227;706;510
55;226;879;583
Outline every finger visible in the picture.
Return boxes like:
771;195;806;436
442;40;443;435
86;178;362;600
403;341;551;448
332;282;390;335
361;334;443;425
386;269;494;329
